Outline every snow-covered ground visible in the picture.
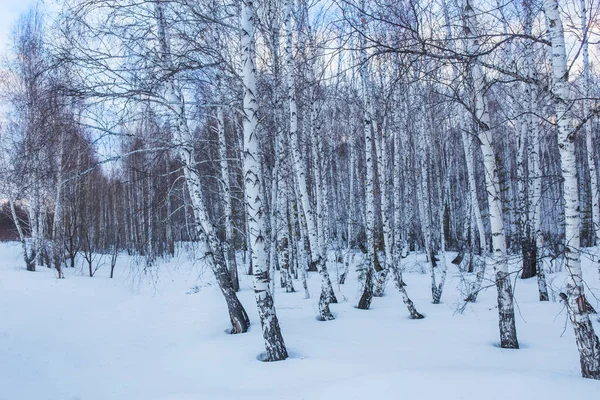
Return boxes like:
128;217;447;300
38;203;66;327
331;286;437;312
1;241;599;400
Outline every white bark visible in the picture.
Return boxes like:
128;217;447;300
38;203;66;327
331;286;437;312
357;7;376;310
524;2;548;300
374;109;392;297
216;78;239;292
292;174;310;299
266;9;283;297
435;141;449;304
285;0;334;319
442;0;486;301
393;101;404;265
580;0;600;244
464;0;518;348
416;106;434;286
154;0;250;334
241;0;288;361
30;186;43;268
269;123;280;297
8;192;35;271
543;0;600;378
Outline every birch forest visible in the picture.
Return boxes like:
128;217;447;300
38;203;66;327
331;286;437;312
1;0;600;396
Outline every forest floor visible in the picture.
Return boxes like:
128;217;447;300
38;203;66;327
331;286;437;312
1;241;600;399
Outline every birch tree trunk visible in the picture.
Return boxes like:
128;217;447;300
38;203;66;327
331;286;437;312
154;0;250;334
269;124;280;296
464;0;518;349
30;186;42;269
285;0;334;320
543;0;600;378
524;0;549;301
374;112;391;297
384;90;423;319
341;134;355;286
441;0;487;302
277;118;294;292
292;176;310;299
266;8;283;296
278;175;294;293
460;112;487;302
434;140;449;304
516;105;536;280
241;0;288;361
52;130;65;279
415;104;440;304
216;78;239;292
357;8;376;310
8;192;35;271
580;0;600;246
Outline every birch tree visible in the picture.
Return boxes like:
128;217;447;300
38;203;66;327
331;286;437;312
356;6;377;310
580;0;600;247
241;0;288;361
154;0;250;334
543;0;600;379
285;0;336;320
464;0;519;349
216;76;239;292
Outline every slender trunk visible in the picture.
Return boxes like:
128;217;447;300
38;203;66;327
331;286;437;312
9;193;35;271
277;129;294;293
415;105;439;303
434;142;449;304
357;7;376;310
442;0;487;302
461;125;487;302
393;98;406;274
165;155;175;256
374;112;391;297
52;131;65;279
464;0;518;349
543;0;600;378
285;0;333;319
29;188;41;269
579;0;600;246
216;90;239;292
291;183;310;298
241;0;288;361
155;0;249;334
341;138;355;286
524;0;549;300
516;104;536;280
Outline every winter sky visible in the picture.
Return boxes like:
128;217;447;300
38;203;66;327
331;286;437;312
0;0;36;52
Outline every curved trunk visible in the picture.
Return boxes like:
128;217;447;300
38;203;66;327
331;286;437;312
155;0;249;334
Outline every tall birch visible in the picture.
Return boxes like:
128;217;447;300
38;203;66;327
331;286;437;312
464;0;519;349
285;0;335;320
523;0;548;300
216;76;239;292
154;0;250;334
357;3;377;310
241;0;288;361
580;0;600;245
543;0;600;379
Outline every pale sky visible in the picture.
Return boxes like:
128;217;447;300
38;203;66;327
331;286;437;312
0;0;36;52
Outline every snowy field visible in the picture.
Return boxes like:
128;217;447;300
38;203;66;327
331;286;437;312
1;241;599;400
